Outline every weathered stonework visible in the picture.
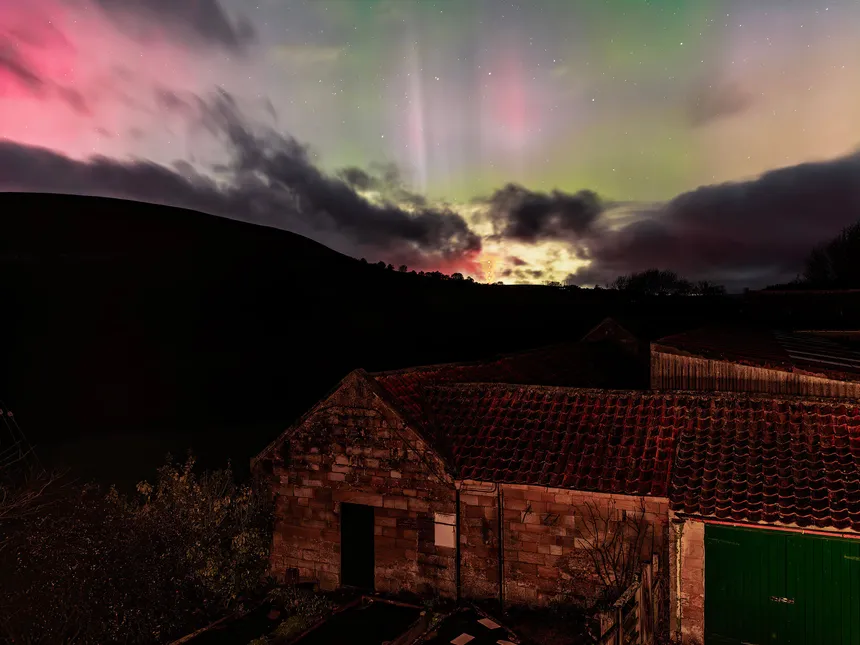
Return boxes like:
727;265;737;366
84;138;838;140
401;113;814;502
259;372;671;607
669;516;704;645
460;484;669;606
265;372;456;596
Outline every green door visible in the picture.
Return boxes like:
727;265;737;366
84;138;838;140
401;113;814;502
705;524;860;645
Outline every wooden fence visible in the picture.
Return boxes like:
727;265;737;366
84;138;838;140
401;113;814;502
595;556;664;645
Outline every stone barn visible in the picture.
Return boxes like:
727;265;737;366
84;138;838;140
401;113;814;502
668;393;860;645
253;332;860;644
252;338;670;607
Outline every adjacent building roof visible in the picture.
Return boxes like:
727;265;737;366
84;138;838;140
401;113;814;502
580;316;641;347
671;396;860;531
372;339;647;423
653;327;860;384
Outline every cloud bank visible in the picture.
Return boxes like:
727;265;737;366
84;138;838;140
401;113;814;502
1;0;860;290
92;0;255;53
0;89;482;272
3;117;860;289
564;153;860;290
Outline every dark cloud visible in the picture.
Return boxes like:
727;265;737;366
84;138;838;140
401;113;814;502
0;43;44;91
688;80;753;126
93;0;256;53
337;163;428;208
200;93;480;259
501;267;544;283
566;152;860;290
338;167;374;191
153;88;200;119
482;183;603;243
0;89;481;270
56;87;90;115
0;39;91;113
508;256;527;266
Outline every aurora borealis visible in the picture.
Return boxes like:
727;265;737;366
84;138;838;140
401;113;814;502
2;0;860;289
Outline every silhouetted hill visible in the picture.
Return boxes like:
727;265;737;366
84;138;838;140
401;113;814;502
0;193;855;487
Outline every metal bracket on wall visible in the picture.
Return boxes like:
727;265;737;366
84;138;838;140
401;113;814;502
520;503;532;524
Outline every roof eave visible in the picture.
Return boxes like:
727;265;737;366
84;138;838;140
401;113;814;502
669;511;860;536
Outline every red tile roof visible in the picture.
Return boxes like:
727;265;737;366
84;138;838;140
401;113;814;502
372;340;647;422
375;376;860;530
653;327;860;383
423;385;680;497
670;396;860;531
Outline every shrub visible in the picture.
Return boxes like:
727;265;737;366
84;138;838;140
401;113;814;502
270;615;311;643
0;455;272;644
269;585;335;624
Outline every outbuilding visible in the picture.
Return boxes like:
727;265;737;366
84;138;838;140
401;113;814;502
254;330;860;644
252;338;670;607
668;393;860;645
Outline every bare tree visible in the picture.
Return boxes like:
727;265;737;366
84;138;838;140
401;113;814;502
0;468;63;521
610;269;713;296
804;221;860;287
561;498;652;608
0;463;69;557
693;280;727;296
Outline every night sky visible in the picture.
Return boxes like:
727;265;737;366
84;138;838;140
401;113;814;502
2;0;860;290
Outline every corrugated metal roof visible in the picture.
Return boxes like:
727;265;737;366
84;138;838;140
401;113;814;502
654;327;860;383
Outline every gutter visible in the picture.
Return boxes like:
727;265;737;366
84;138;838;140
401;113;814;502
672;521;683;642
455;484;462;603
497;486;504;611
701;517;860;540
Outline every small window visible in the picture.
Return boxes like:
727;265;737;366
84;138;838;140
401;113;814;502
434;512;456;548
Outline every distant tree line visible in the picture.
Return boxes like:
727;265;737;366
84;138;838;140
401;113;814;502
359;258;475;283
802;221;860;288
607;269;726;296
362;216;860;292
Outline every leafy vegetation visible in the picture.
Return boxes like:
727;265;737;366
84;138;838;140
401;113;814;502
0;455;272;645
245;586;336;645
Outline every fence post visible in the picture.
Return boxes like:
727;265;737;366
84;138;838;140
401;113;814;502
640;561;649;645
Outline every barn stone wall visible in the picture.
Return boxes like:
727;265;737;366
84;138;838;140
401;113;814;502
669;517;705;645
459;483;669;606
264;373;457;596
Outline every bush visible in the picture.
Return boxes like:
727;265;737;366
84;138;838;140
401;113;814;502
244;587;336;645
269;586;335;624
270;615;311;643
0;455;272;644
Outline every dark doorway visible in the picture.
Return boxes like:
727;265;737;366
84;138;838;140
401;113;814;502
340;503;375;590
